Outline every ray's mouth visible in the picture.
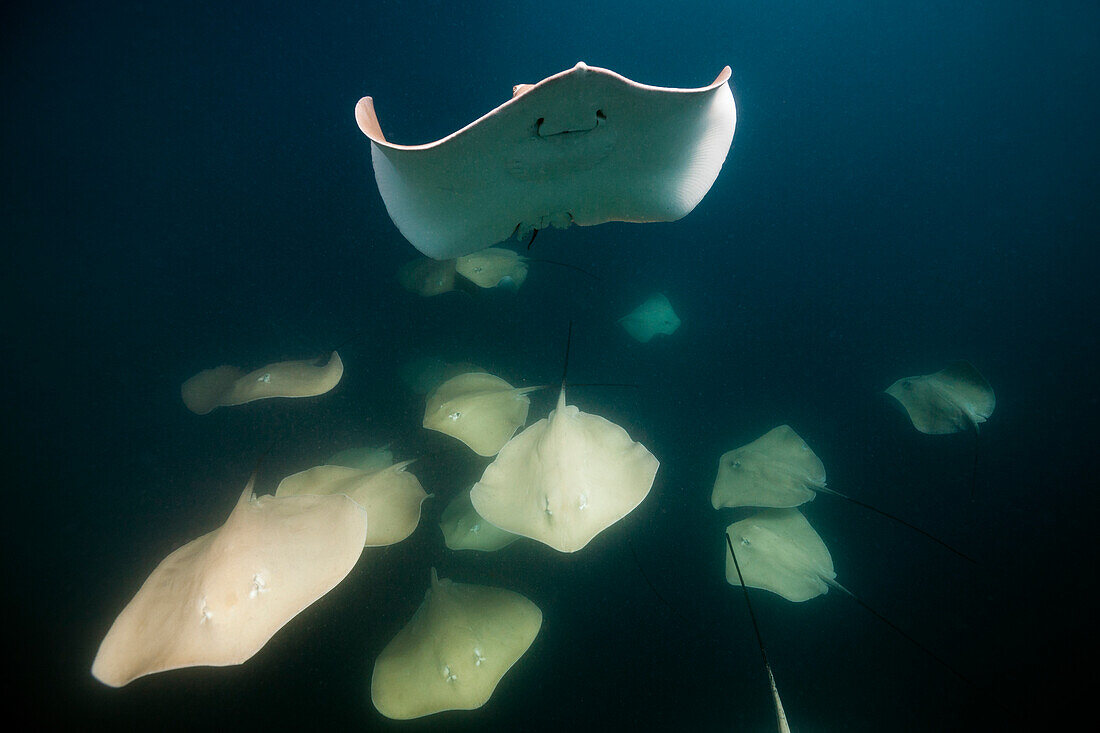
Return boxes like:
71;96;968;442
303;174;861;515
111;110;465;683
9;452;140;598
536;109;606;138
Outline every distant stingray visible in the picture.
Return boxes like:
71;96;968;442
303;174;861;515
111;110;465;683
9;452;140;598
453;247;596;290
440;486;519;552
455;248;529;289
181;352;344;414
885;361;995;435
619;293;681;343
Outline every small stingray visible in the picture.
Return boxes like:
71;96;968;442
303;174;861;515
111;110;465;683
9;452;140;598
326;444;395;474
440;486;519;552
91;473;367;687
725;508;839;602
712;425;825;510
885;361;995;435
356;63;736;259
455;247;599;290
397;256;458;296
370;568;542;719
470;387;659;552
423;372;544;457
619;293;681;343
455;248;530;289
713;425;976;562
276;462;427;547
181;352;344;415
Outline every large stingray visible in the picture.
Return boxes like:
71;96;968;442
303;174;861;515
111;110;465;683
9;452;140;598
276;462;427;547
440;486;519;552
885;361;995;434
423;372;543;457
181;352;344;414
356;63;736;259
370;569;542;719
470;388;658;552
91;474;367;687
619;293;681;343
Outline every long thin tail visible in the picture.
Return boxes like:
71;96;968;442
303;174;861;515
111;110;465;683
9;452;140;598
530;257;601;281
969;422;980;502
560;321;573;387
726;533;792;733
826;578;974;688
627;536;694;627
816;486;978;565
827;579;1020;722
243;439;278;499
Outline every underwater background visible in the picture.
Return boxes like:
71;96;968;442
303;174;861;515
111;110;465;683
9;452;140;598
4;1;1098;730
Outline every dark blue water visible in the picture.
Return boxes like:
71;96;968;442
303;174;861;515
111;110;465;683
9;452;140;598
5;1;1097;730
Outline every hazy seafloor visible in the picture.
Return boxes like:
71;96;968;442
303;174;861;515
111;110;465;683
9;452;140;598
4;1;1098;730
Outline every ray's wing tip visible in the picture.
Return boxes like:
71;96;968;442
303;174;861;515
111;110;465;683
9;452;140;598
355;96;386;142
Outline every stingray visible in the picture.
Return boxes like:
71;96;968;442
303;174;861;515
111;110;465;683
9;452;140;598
725;508;839;602
455;248;530;289
276;462;427;547
91;473;367;687
181;352;344;415
885;361;995;435
725;531;792;733
713;425;976;562
455;247;600;290
397;256;458;296
423;372;544;457
326;444;395;474
470;387;659;552
712;425;825;510
440;486;519;552
370;568;542;719
619;293;681;343
355;63;736;259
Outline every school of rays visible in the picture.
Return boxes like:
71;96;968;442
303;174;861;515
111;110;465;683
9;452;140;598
91;63;995;728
